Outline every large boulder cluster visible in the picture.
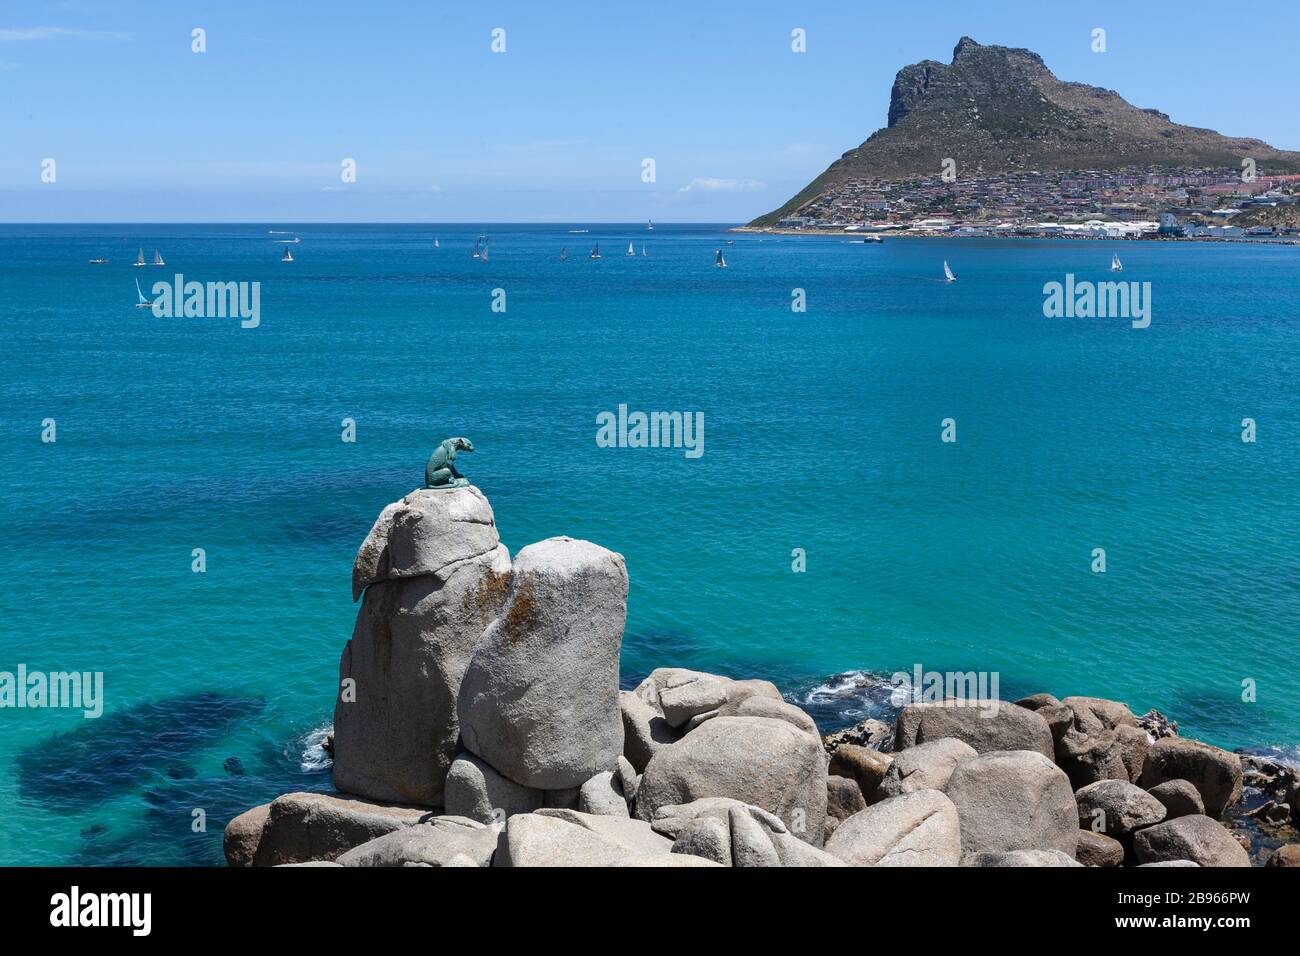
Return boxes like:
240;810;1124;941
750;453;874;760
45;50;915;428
223;487;1291;868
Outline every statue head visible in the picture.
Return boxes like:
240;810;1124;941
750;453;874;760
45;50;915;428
446;436;474;453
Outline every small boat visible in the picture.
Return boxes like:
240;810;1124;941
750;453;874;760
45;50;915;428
471;235;485;259
641;244;647;257
153;249;165;267
134;278;152;309
434;237;440;249
859;235;883;244
88;257;108;264
590;244;601;260
133;248;147;267
1110;253;1123;272
647;219;654;231
275;237;300;244
715;249;727;269
560;247;568;262
626;242;635;256
943;260;957;283
282;247;294;262
481;244;489;263
569;229;589;234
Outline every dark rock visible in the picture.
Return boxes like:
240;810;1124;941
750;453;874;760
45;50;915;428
1139;738;1243;818
822;718;893;755
1132;815;1251;867
828;744;892;804
1147;779;1204;819
1076;829;1124;867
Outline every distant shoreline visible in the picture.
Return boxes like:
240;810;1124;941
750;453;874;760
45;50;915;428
730;225;1300;246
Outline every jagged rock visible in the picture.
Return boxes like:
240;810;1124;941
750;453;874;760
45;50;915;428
648;797;787;839
1115;724;1152;782
636;716;829;845
333;487;511;806
825;775;866;839
223;805;269;867
577;770;630;817
829;744;893;804
1061;696;1138;734
1074;779;1166;836
1245;801;1292;826
878;737;976;799
966;849;1082;867
1076;829;1124;867
336;816;501;867
443;753;542;823
1266;845;1300;867
1132;815;1251;867
893;702;1053;758
249;792;432;866
1139;737;1243;818
823;718;893;755
669;803;845;868
1147;779;1204;819
685;695;818;737
1055;728;1130;789
824;789;962;867
945;751;1078;859
633;669;784;732
1015;694;1073;741
458;537;628;789
1136;709;1178;740
619;691;679;773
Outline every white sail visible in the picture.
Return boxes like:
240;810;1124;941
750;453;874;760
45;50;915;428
434;237;440;248
481;244;489;263
641;244;646;256
134;248;146;267
943;260;956;282
282;247;293;262
715;249;726;268
135;277;150;307
560;247;567;261
153;249;165;266
627;242;635;256
1111;254;1122;272
591;244;601;259
647;219;654;231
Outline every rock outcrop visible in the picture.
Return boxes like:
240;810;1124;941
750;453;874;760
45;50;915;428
945;750;1078;859
332;487;510;806
457;537;628;790
1139;737;1243;818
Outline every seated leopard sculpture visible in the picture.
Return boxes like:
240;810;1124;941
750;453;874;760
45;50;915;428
424;437;474;489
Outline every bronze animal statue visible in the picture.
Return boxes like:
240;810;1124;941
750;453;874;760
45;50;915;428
425;437;474;489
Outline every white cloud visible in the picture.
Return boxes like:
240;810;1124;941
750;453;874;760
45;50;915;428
678;177;766;193
0;27;133;42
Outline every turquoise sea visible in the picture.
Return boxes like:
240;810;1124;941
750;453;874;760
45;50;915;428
0;223;1297;865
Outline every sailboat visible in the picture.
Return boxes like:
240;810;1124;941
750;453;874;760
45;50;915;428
153;249;165;267
134;278;152;309
88;257;108;264
471;235;485;259
647;219;654;231
434;237;440;249
590;244;601;260
943;260;957;283
1110;253;1123;272
481;244;489;263
133;248;147;267
626;242;635;256
641;244;646;257
282;247;294;262
560;247;568;262
715;249;727;269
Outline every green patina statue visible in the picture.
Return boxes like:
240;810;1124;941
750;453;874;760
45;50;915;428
425;437;474;489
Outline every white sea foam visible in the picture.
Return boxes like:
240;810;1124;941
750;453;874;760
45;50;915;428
292;725;333;773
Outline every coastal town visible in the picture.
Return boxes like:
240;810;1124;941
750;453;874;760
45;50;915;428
759;165;1300;241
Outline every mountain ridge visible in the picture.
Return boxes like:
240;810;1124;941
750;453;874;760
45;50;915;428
751;38;1300;227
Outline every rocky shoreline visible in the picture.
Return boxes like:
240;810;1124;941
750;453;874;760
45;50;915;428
224;487;1300;868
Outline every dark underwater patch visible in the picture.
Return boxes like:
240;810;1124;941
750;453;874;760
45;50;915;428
15;691;266;810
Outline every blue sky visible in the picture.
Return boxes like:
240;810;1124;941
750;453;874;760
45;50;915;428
3;0;1298;222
